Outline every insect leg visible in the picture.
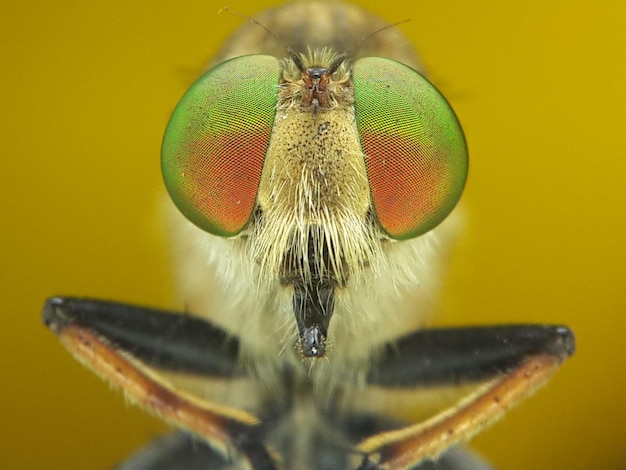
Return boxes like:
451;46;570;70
42;297;279;470
358;325;575;469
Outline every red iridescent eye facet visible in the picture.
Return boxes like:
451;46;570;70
353;57;468;240
161;55;280;237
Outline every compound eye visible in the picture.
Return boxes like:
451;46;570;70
162;55;280;237
353;57;468;240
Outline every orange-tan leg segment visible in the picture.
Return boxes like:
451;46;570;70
43;297;280;470
358;328;574;469
43;297;573;470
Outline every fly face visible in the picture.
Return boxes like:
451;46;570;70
161;40;466;374
43;2;574;469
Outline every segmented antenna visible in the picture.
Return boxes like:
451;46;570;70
360;18;411;44
219;7;305;71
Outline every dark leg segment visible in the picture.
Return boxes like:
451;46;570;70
359;325;575;469
369;325;574;387
42;297;278;470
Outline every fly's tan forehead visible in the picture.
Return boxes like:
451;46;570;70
249;45;380;287
257;45;369;219
257;106;369;214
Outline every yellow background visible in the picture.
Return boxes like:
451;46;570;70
2;1;624;468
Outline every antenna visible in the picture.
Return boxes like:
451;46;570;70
360;19;411;45
219;7;305;71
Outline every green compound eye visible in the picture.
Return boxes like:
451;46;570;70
161;55;280;237
353;57;468;240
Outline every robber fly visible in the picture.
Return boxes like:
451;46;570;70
43;2;574;469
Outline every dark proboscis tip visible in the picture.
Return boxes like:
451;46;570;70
301;325;326;358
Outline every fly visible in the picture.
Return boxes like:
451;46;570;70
43;2;574;469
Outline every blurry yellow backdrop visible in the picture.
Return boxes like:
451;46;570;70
1;1;624;468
